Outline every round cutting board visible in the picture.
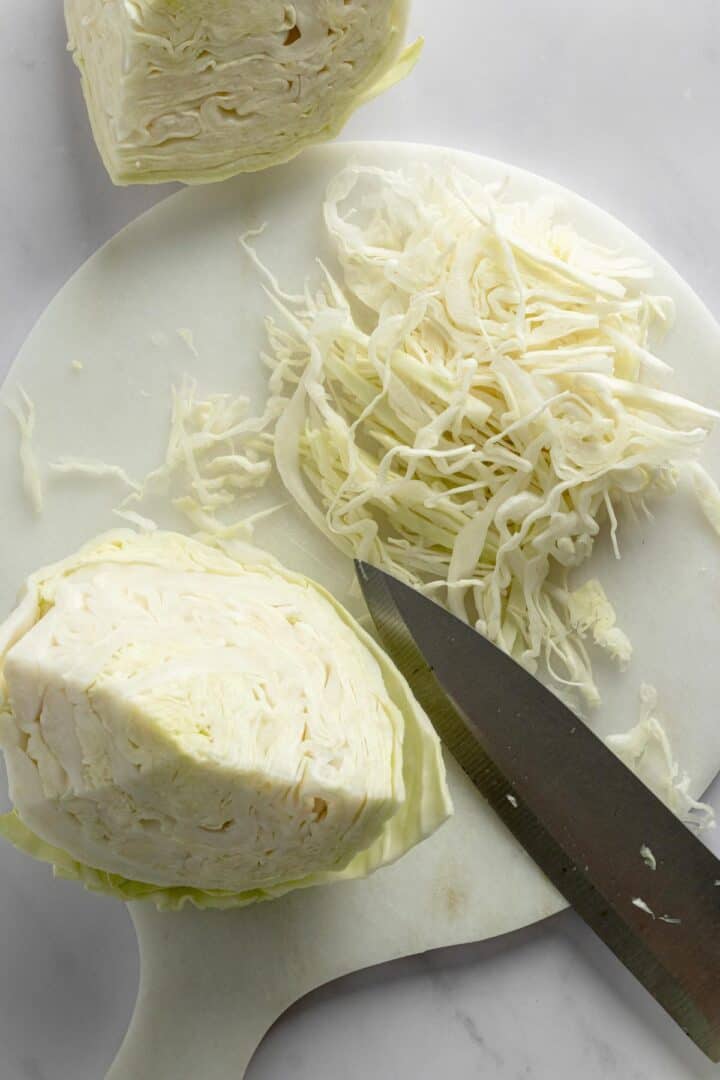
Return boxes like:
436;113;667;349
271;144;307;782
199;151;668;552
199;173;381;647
1;143;719;1080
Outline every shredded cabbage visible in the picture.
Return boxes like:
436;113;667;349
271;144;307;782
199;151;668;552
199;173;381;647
49;458;141;492
37;369;279;538
112;508;159;532
0;530;451;909
127;374;281;536
176;328;200;359
690;462;720;537
567;580;632;668
244;164;719;704
5;389;43;515
607;684;715;830
639;844;656;870
65;0;420;186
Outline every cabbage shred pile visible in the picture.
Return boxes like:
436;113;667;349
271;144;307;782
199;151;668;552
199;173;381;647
133;374;282;537
247;165;717;705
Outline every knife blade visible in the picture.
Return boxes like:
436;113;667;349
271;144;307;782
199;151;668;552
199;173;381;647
356;560;720;1062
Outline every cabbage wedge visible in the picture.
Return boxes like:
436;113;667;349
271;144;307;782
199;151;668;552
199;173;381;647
65;0;420;185
0;531;451;909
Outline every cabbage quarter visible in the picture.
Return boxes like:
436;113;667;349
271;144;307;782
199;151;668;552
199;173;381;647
65;0;419;185
0;531;451;909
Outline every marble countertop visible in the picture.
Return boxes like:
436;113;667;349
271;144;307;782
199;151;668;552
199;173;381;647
2;2;720;1078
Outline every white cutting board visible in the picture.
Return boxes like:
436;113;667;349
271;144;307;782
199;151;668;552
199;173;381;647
1;143;719;1080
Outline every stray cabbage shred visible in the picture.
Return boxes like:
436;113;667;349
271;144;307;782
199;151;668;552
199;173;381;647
240;164;718;705
690;462;720;537
0;530;451;909
607;685;715;831
128;375;282;538
5;389;43;515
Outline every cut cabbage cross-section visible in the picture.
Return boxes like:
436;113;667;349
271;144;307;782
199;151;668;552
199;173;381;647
65;0;419;185
0;531;451;908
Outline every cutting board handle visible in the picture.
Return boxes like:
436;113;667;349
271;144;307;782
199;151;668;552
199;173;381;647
106;902;309;1080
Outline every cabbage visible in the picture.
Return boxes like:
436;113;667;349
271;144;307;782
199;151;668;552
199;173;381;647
64;0;420;185
46;373;280;538
690;462;720;537
0;530;451;909
4;389;43;515
113;508;159;532
130;374;281;537
639;844;656;870
566;580;632;667
49;458;141;492
245;164;718;705
606;685;715;831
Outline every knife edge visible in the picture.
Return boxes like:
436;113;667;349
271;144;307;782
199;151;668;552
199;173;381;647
356;559;720;1061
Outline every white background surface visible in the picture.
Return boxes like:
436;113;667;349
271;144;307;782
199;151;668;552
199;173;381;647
1;2;720;1078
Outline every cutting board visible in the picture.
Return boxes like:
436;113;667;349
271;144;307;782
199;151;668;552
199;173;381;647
1;143;719;1080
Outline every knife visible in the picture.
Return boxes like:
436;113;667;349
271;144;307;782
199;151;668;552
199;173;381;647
355;560;720;1062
